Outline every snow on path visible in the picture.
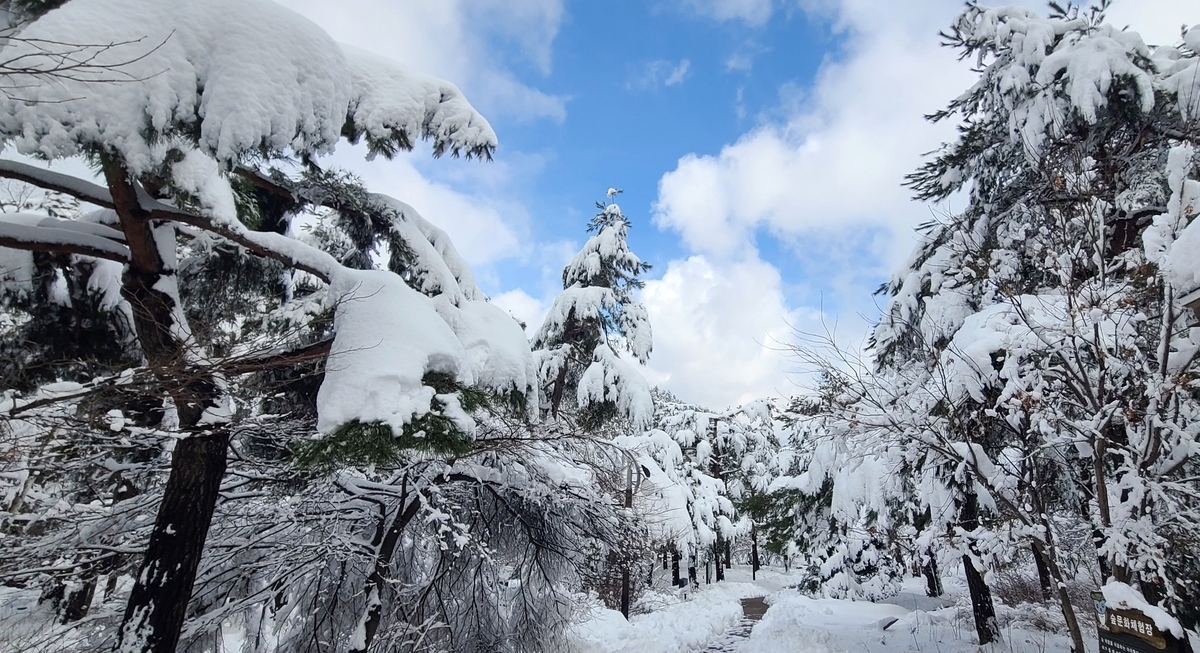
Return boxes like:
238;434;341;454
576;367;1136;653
572;566;1079;653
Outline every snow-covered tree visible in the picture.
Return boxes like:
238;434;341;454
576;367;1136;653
0;0;541;650
868;3;1200;649
533;191;653;429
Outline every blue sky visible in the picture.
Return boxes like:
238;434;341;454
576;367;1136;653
278;0;1189;408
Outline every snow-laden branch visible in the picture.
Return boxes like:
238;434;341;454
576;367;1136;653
0;211;129;261
0;0;496;170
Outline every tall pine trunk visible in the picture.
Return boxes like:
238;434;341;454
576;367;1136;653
117;431;230;653
959;490;1001;646
103;159;232;653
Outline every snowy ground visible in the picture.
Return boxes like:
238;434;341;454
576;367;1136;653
569;566;1081;653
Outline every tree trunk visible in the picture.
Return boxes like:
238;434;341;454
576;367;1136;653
714;539;725;582
61;575;97;623
671;548;681;587
549;363;569;418
1031;541;1053;602
1034;505;1086;653
959;489;1001;647
103;159;234;653
921;550;943;598
620;569;631;617
751;525;761;581
723;539;731;570
962;554;1002;646
351;486;423;653
117;430;231;653
619;464;633;618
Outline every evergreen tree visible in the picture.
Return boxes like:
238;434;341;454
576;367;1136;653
533;190;654;429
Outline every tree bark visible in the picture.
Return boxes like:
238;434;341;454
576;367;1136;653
751;525;761;581
714;539;725;582
671;548;681;587
921;550;943;598
959;489;1001;647
549;359;569;418
1031;541;1053;602
117;431;230;653
962;554;1001;646
351;489;423;653
620;463;633;618
101;158;234;653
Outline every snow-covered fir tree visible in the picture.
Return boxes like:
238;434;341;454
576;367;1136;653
868;3;1200;650
533;191;653;429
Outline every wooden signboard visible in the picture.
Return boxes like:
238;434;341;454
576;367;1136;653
1093;592;1190;653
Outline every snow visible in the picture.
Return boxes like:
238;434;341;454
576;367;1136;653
571;580;758;653
534;286;618;347
0;0;495;172
342;46;496;158
740;593;909;653
571;565;1084;653
433;295;537;404
316;268;471;435
0;245;32;294
371;194;482;303
578;345;654;428
1102;581;1184;638
0;212;130;260
1035;26;1154;124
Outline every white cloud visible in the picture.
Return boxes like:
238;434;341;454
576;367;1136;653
682;0;774;26
490;289;549;335
647;0;976;406
725;51;755;72
654;0;969;265
1105;0;1198;47
665;59;692;86
630;59;694;90
640;254;820;409
648;0;1200;409
307;142;525;271
274;0;567;123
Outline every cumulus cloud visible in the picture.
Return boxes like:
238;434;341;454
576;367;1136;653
647;0;1200;408
654;0;969;264
645;0;976;405
490;289;549;335
639;254;822;409
630;59;693;90
306;141;527;273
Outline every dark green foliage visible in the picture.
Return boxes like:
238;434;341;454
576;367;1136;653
577;400;619;432
290;373;524;471
0;255;138;392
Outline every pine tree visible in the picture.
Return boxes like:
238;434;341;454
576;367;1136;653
0;1;537;650
870;3;1200;648
533;190;653;429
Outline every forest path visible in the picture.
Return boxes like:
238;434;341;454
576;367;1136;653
701;596;768;652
